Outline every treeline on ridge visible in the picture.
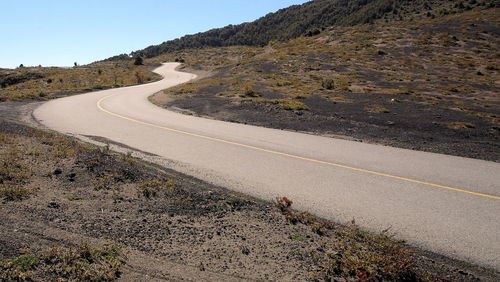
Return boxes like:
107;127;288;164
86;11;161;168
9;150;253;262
106;0;496;60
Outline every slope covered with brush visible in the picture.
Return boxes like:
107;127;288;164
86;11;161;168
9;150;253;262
114;0;497;59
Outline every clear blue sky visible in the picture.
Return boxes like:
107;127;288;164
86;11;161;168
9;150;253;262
1;0;309;68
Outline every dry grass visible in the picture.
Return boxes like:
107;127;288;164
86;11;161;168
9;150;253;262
242;98;310;111
0;184;34;201
0;61;158;101
137;177;176;199
440;121;475;129
365;104;390;113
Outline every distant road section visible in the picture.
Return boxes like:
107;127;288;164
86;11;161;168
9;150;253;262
34;63;500;270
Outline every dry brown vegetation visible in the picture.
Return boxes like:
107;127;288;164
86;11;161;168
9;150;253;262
0;61;159;101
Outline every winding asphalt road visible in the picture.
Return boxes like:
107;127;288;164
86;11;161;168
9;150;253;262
34;63;500;269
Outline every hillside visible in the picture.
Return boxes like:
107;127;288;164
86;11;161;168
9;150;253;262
117;0;497;59
151;8;500;161
0;62;159;101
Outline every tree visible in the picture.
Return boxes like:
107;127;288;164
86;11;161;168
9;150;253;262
134;56;143;66
19;64;24;68
74;62;78;67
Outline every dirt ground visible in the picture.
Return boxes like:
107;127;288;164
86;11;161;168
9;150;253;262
1;102;499;281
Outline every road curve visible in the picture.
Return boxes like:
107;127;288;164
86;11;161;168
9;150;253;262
34;63;500;269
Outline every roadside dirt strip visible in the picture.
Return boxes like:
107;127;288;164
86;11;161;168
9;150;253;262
34;63;500;270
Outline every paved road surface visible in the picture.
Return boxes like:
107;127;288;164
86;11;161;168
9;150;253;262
34;63;500;269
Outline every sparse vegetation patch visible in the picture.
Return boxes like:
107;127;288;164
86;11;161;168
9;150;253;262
0;244;124;281
0;60;159;101
155;7;500;161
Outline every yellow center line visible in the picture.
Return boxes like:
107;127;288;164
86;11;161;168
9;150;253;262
97;94;500;200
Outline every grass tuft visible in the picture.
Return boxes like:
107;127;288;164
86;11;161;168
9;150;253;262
0;184;33;201
365;104;390;113
440;121;475;129
137;178;176;199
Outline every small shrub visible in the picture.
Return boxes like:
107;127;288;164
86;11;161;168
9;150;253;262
305;28;321;37
112;192;125;203
0;254;40;280
322;79;335;90
277;99;309;111
243;82;260;97
334;76;350;91
276;196;293;211
48;200;60;209
275;196;333;234
134;70;145;83
313;225;416;281
0;244;124;281
7;255;40;271
133;56;143;66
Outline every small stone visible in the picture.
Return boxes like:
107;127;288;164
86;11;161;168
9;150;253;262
54;168;63;175
241;246;250;255
458;270;469;275
48;201;60;209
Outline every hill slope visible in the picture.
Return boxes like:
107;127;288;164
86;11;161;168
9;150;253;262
151;8;500;161
117;0;497;59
